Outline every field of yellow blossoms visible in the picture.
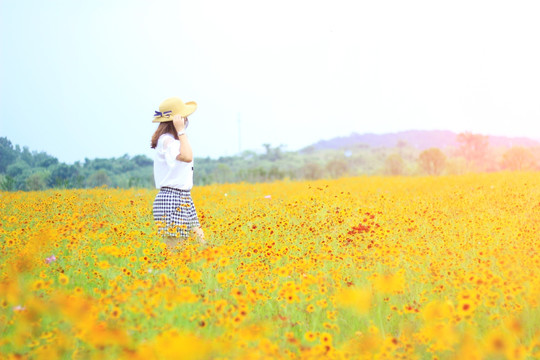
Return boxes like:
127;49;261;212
1;172;539;359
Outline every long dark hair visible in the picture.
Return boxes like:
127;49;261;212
151;122;178;149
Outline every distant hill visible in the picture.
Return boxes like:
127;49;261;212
304;130;540;152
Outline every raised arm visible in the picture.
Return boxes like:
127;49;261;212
173;115;193;163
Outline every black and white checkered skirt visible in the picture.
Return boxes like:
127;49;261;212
153;187;201;238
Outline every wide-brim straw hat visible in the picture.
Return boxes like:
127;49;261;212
152;97;197;123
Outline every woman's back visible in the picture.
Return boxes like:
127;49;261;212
153;133;193;190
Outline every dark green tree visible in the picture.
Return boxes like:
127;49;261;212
132;155;153;167
87;170;112;188
49;164;79;188
0;137;17;173
26;172;49;191
0;176;16;191
6;160;31;189
33;152;59;168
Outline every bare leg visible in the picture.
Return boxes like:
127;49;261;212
191;227;206;245
164;236;183;252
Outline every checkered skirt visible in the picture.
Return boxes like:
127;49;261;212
153;187;200;238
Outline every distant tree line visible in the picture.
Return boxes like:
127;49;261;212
383;133;539;176
0;137;154;191
1;133;538;191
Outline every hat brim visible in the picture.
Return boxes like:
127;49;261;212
151;101;198;123
152;116;173;123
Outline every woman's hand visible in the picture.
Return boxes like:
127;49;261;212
172;114;193;162
173;115;186;133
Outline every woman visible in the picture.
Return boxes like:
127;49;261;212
150;96;205;250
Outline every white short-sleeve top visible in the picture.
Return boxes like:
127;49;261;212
153;133;193;190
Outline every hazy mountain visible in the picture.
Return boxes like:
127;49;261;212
304;130;540;152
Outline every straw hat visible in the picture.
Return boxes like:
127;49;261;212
152;97;197;123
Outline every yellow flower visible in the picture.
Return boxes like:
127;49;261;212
316;299;328;309
147;330;209;359
110;307;121;319
327;310;337;320
456;299;476;318
216;273;227;284
372;270;406;294
504;317;524;337
421;300;453;323
484;327;513;355
32;280;45;291
335;287;371;314
320;332;333;345
452;330;483;360
304;331;316;342
323;322;333;329
277;267;289;277
58;274;69;285
419;322;458;351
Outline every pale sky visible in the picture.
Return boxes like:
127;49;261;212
1;0;539;163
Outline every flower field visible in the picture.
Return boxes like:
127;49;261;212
1;172;539;359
